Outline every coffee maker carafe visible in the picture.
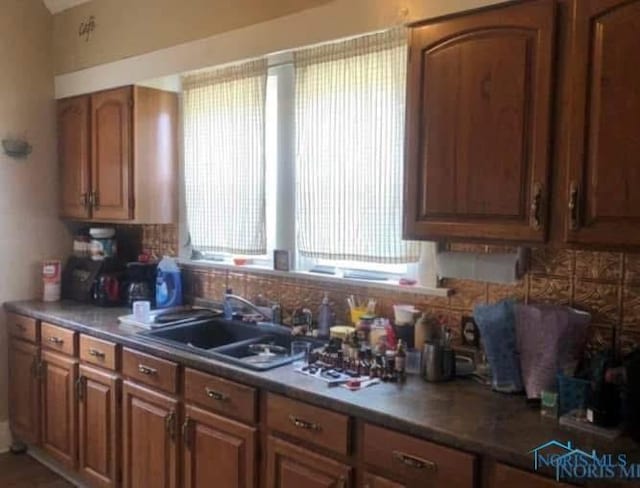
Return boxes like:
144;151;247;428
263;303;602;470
125;262;157;306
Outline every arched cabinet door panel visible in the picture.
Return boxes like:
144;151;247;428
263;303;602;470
404;0;556;243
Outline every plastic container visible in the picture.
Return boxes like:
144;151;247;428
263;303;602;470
393;304;418;325
155;256;183;308
316;292;334;339
89;227;117;261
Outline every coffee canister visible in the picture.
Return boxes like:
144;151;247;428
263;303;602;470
90;227;117;261
42;259;61;302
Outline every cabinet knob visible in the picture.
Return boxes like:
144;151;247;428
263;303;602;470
568;181;580;231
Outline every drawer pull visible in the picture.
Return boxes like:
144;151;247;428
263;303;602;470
14;323;26;331
568;181;580;231
392;451;437;472
138;364;157;376
88;348;106;358
288;414;322;432
205;387;228;402
48;336;64;345
530;182;544;230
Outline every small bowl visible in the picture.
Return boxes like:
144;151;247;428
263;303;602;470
233;258;248;266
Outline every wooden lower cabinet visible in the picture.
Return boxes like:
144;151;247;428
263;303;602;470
40;350;78;469
489;462;575;488
183;404;257;488
266;436;352;488
363;473;404;488
78;365;120;488
122;380;179;488
8;338;40;444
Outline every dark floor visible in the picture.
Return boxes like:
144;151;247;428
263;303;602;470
0;452;74;487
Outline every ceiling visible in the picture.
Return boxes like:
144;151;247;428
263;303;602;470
43;0;92;14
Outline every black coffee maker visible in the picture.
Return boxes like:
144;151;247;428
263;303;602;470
125;262;157;306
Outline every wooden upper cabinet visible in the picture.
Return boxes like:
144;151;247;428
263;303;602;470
40;350;79;469
8;339;40;445
563;0;640;246
57;85;178;223
91;87;133;221
404;0;556;243
58;96;91;219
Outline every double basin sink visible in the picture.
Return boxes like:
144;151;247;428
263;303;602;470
138;319;320;371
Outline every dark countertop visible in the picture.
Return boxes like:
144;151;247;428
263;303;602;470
5;299;639;475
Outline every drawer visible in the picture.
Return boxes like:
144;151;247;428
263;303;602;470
122;348;178;394
266;393;349;455
80;335;119;371
41;322;77;356
6;313;38;343
363;424;477;488
490;463;575;488
185;368;257;423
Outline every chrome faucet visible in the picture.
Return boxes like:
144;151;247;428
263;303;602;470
224;293;280;323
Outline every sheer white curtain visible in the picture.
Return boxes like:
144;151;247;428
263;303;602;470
294;29;419;264
183;59;267;255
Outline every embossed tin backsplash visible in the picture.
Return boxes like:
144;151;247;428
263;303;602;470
140;224;639;353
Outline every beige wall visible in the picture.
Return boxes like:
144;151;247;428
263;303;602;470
0;0;71;423
53;0;333;74
54;0;507;98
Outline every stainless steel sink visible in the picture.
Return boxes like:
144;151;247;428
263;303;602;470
138;319;320;371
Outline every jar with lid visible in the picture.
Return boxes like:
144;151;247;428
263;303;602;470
89;228;117;261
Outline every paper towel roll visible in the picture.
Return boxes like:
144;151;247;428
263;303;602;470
436;249;526;284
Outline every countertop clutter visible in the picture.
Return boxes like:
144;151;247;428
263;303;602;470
5;299;640;488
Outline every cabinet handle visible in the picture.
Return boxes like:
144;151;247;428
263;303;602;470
288;414;322;432
37;360;46;379
182;416;192;449
392;450;437;472
568;181;580;231
165;411;176;441
14;322;26;331
30;357;38;378
47;336;64;345
76;375;86;401
205;387;228;402
88;348;105;359
91;191;99;209
80;192;89;209
138;364;157;376
530;182;544;230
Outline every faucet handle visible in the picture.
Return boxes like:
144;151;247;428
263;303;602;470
271;303;283;325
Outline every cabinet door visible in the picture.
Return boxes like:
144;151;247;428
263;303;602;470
122;381;178;488
8;339;40;445
91;86;133;221
266;436;351;488
41;350;78;468
183;405;257;488
78;365;120;488
58;95;91;219
363;473;404;488
404;0;555;242
564;0;640;245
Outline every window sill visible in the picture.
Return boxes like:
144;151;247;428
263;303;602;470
178;259;451;298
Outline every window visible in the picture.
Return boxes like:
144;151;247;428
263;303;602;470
183;30;435;287
183;59;268;255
